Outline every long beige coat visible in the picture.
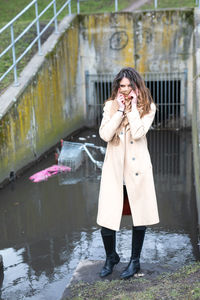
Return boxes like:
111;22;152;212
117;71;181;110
97;101;160;231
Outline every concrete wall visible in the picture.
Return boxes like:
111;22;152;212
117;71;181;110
79;9;194;126
193;8;200;227
0;9;196;185
0;16;85;185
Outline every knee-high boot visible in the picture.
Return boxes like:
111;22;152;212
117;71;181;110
100;227;120;278
120;226;146;280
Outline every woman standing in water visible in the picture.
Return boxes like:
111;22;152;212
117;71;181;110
97;67;159;279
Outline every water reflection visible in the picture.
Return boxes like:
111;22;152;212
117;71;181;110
0;129;199;300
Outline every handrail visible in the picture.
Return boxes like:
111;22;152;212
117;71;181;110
0;0;199;89
0;0;37;34
0;0;72;86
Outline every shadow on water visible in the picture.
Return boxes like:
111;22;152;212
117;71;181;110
0;128;199;299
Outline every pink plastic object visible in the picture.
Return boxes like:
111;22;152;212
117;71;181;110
29;165;71;183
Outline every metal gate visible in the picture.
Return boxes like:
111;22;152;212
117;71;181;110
85;71;187;129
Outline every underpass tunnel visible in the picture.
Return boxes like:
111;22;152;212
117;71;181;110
85;71;188;130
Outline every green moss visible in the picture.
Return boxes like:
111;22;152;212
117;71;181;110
0;16;84;184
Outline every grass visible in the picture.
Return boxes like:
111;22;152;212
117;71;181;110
0;0;134;94
141;0;198;10
63;262;200;300
0;0;198;93
0;21;54;93
0;0;135;24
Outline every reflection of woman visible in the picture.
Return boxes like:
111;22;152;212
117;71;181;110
97;67;159;279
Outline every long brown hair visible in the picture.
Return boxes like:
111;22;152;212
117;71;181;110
110;67;154;117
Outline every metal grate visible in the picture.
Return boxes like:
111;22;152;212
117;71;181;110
85;71;187;129
149;130;181;177
147;130;191;190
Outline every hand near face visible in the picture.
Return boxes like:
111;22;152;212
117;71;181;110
129;89;138;105
116;91;125;111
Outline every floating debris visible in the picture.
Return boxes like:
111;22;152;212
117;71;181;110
58;141;104;171
9;171;16;182
79;137;86;141
58;142;84;171
29;165;71;183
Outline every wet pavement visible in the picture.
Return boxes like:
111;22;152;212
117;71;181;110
0;128;199;300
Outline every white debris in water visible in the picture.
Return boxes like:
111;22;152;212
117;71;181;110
58;141;84;171
79;137;86;141
100;147;106;154
96;161;103;168
134;272;144;277
58;141;105;180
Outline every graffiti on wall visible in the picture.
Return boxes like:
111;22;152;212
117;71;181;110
109;31;128;50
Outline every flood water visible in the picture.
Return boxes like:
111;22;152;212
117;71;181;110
0;128;199;300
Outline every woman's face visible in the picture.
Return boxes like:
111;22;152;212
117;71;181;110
119;77;132;96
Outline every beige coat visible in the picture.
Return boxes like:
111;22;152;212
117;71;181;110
97;101;160;231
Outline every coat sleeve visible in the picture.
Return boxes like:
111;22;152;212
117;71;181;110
99;101;124;142
126;102;156;140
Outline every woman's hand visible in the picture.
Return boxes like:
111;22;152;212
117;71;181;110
116;91;125;111
129;89;138;105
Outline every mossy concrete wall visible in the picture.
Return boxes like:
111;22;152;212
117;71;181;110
0;16;84;185
0;9;196;185
79;9;194;126
80;10;193;72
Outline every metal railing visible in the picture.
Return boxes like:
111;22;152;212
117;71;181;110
0;0;199;88
0;0;119;88
86;71;187;129
0;0;73;86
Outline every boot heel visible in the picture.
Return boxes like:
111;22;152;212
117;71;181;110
100;252;120;278
120;260;140;280
120;226;146;280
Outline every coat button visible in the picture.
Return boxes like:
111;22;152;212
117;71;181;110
132;157;135;160
135;173;139;176
130;141;133;144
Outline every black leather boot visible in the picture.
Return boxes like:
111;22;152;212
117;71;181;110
120;226;146;280
100;227;120;278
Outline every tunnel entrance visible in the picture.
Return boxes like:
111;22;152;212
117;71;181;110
86;71;187;129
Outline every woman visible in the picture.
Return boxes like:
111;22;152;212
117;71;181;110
97;67;159;280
